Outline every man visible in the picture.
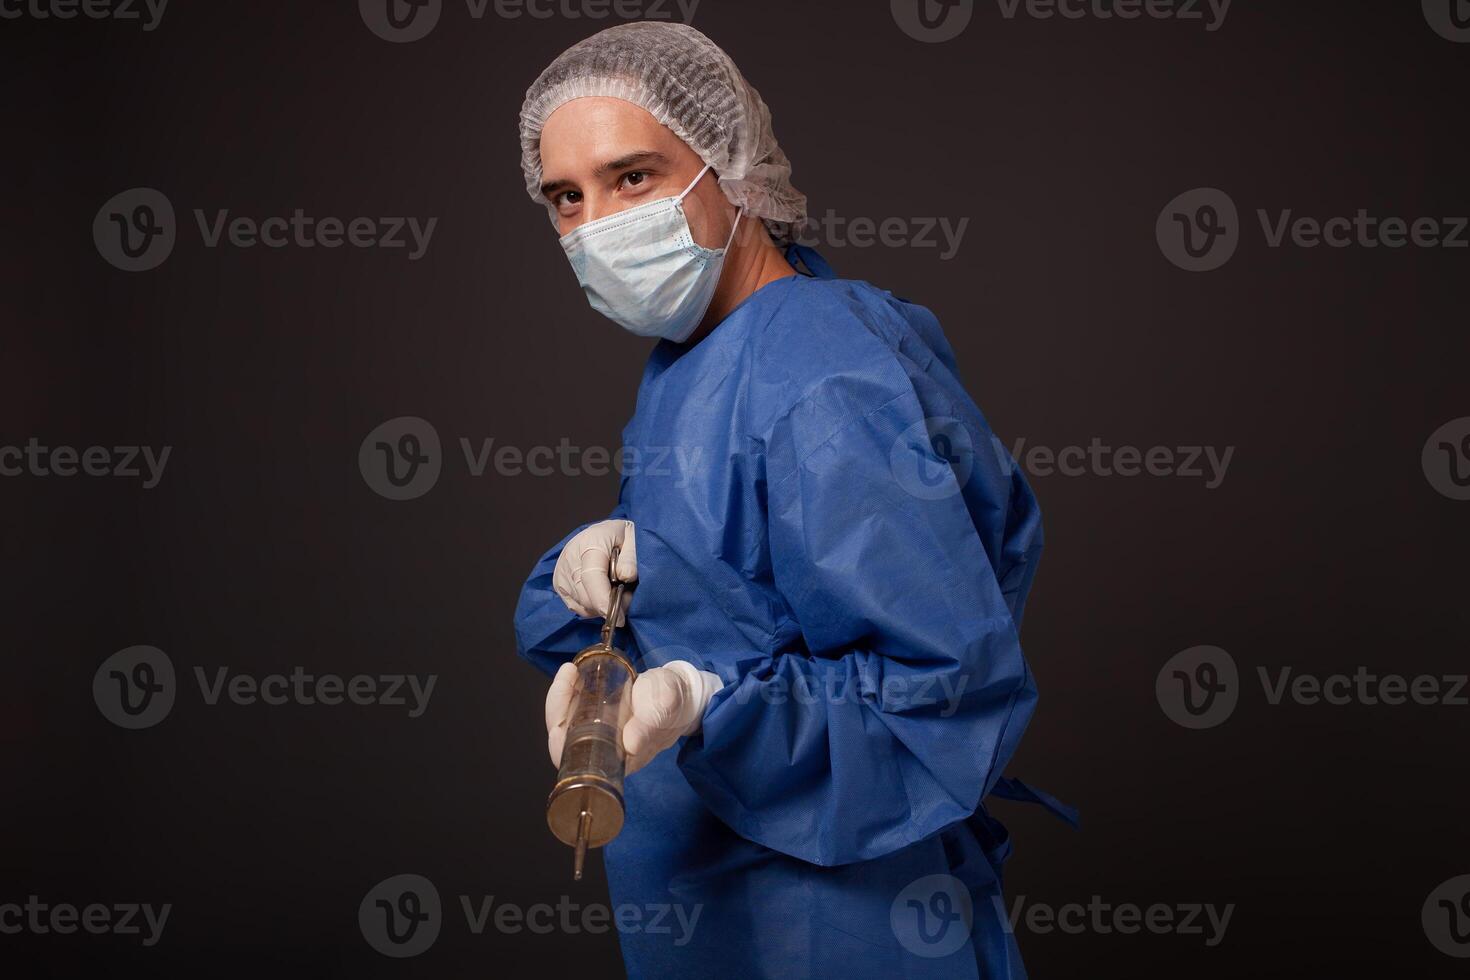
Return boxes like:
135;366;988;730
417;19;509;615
514;22;1069;978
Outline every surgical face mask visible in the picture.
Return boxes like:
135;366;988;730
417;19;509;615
559;164;743;343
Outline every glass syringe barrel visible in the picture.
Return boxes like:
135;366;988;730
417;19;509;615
559;652;634;785
545;648;635;877
545;546;636;880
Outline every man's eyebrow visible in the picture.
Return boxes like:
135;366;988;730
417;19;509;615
540;177;574;199
540;150;670;200
593;150;668;178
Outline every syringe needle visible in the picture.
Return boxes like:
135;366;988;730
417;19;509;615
573;809;591;881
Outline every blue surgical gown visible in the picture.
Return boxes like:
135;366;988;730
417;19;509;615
515;247;1067;978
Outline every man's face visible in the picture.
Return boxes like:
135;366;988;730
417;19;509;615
538;96;734;248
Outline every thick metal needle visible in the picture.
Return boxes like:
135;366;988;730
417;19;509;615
573;808;591;881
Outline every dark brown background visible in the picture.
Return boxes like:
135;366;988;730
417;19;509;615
3;0;1467;975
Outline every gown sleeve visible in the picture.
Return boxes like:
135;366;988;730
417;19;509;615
675;380;1042;867
513;508;629;679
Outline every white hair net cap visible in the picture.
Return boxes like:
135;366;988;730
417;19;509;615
519;22;806;240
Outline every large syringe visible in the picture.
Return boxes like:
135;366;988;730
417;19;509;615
545;547;637;881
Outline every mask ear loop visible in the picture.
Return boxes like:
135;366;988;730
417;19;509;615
721;207;744;253
677;165;743;254
676;164;714;202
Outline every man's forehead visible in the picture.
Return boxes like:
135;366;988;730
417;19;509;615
542;96;669;144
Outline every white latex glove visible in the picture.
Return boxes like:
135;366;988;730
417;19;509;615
552;519;637;624
544;661;580;768
622;661;723;775
543;661;722;773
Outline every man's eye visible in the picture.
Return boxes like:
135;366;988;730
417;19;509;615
621;171;648;189
556;190;582;207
